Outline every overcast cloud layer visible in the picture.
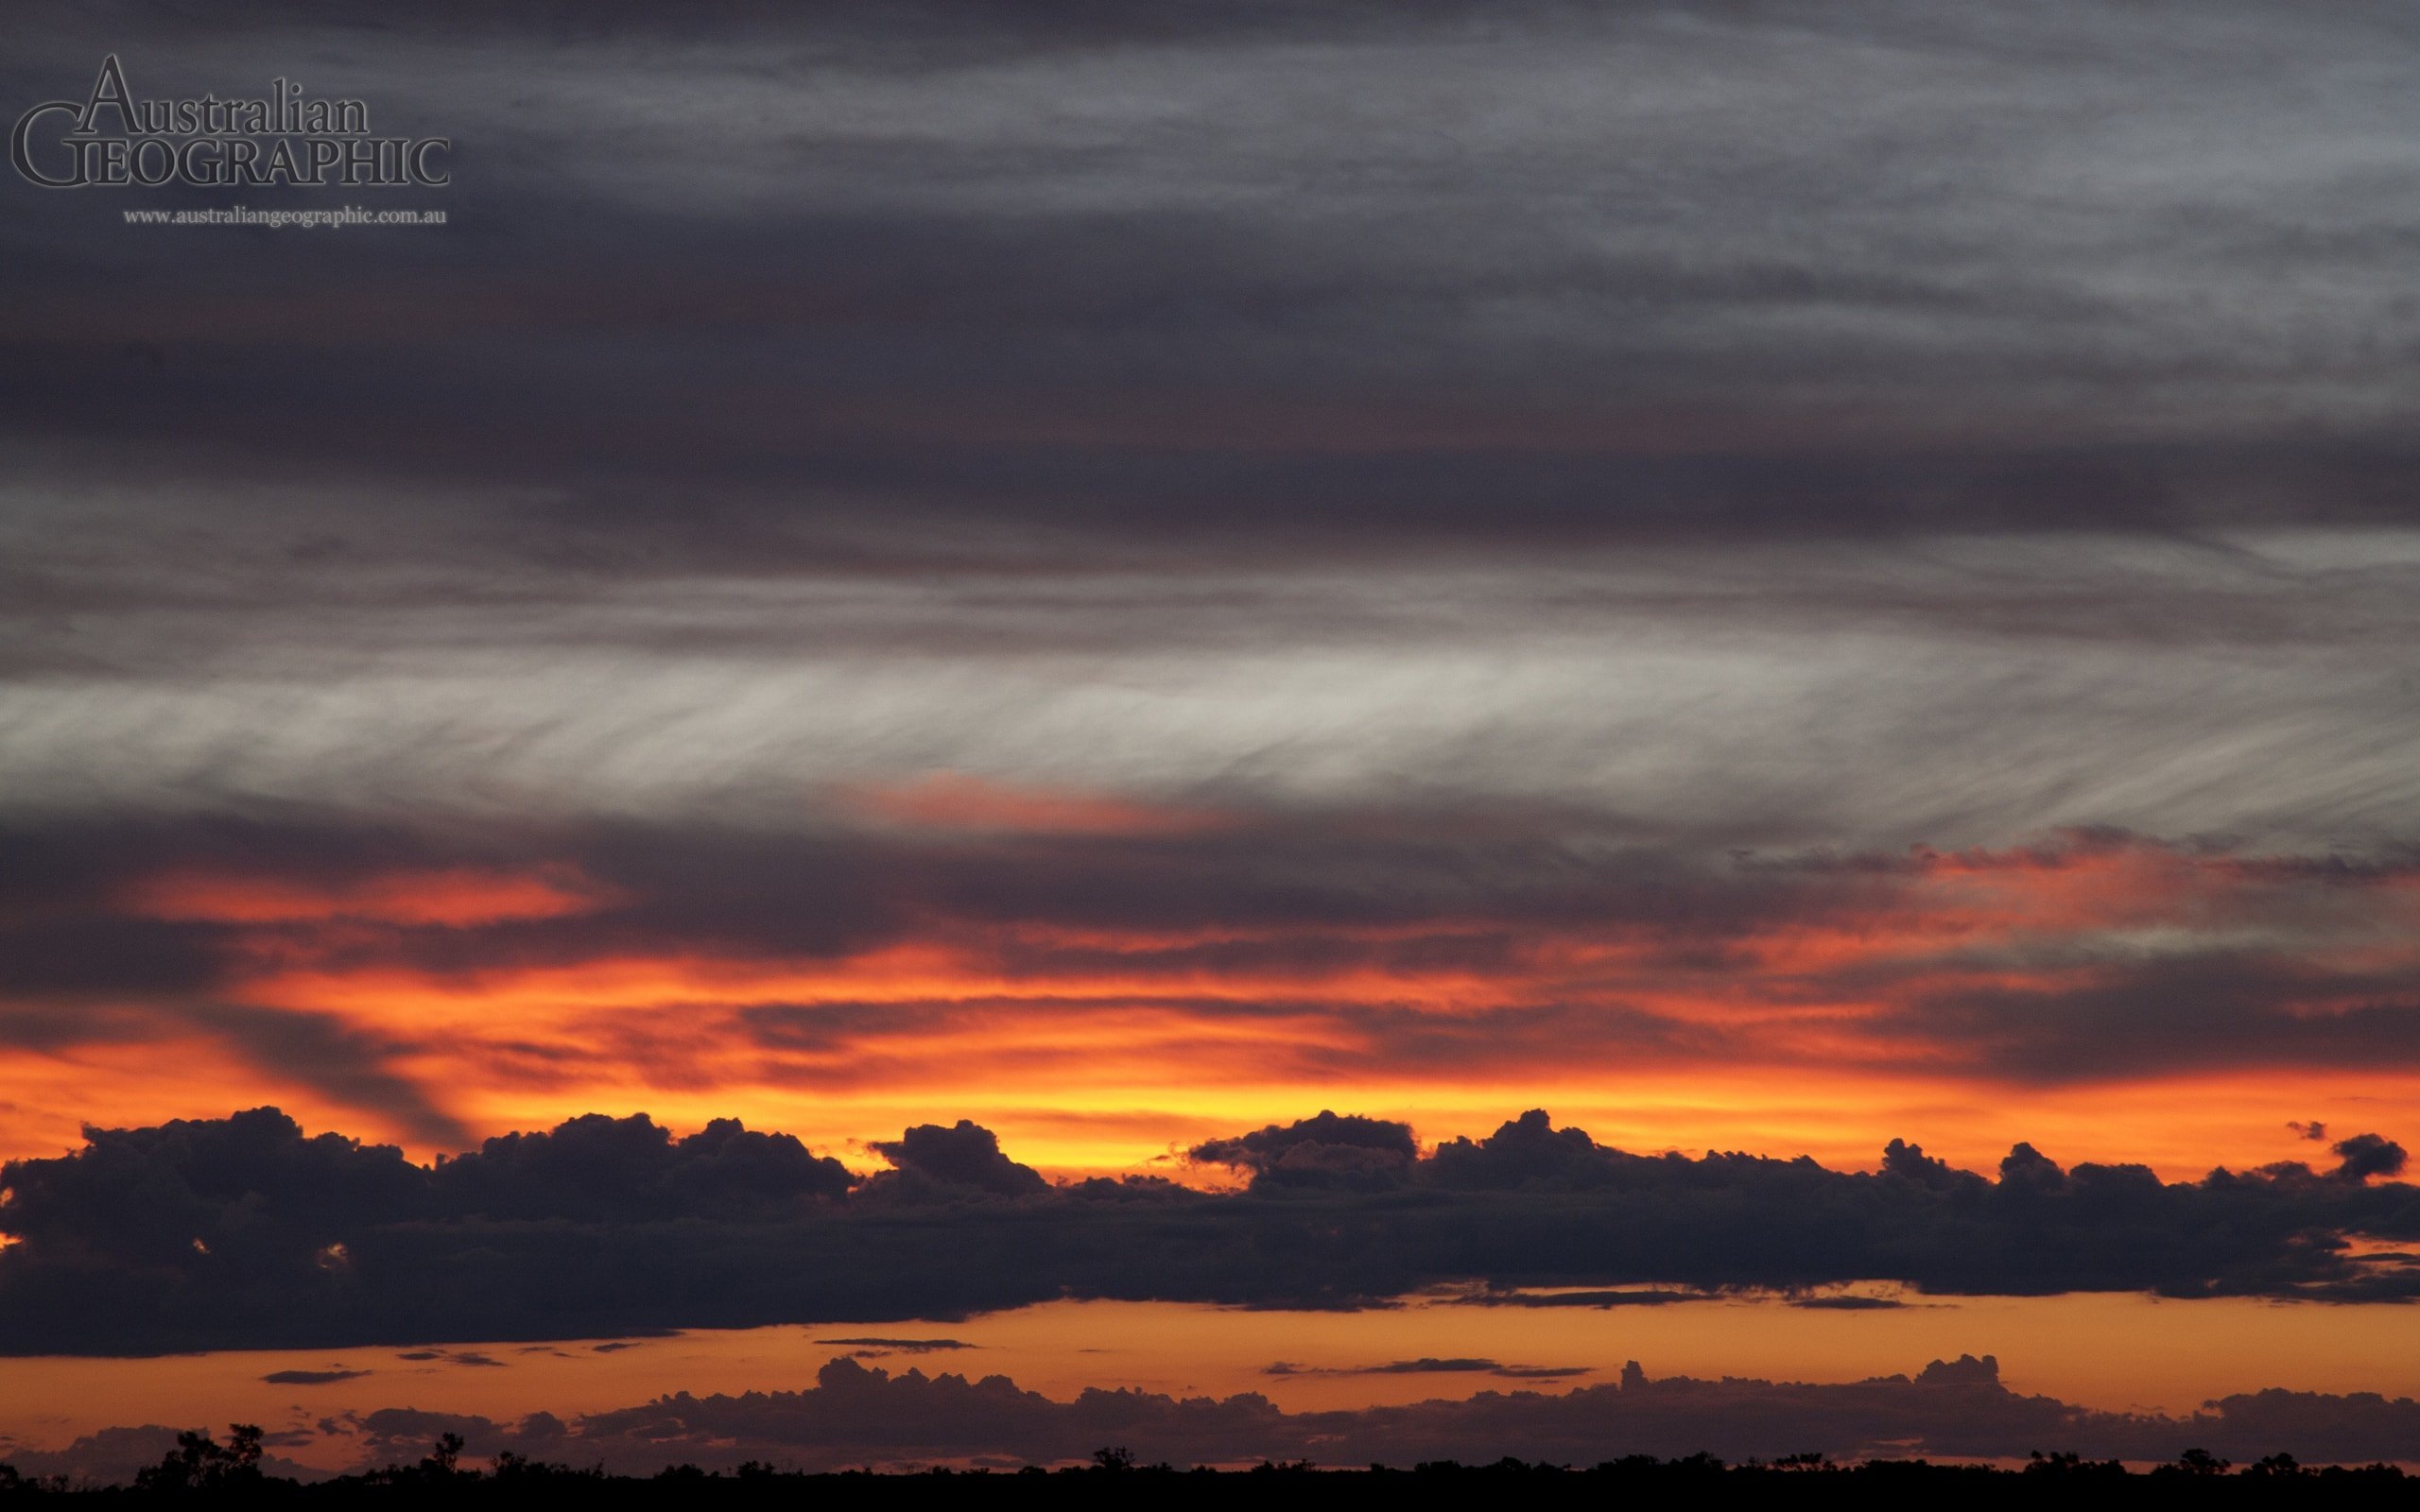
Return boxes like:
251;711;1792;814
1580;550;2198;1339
5;1;2420;845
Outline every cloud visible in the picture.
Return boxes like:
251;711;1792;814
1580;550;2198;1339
1189;1110;1418;1191
1449;1288;1712;1310
433;1112;855;1221
862;1121;1046;1199
3;1107;2414;1355
815;1337;976;1353
1267;1357;1594;1382
9;3;2420;557
3;6;2420;875
261;1368;372;1385
320;1352;2420;1475
2331;1134;2409;1183
183;1005;471;1151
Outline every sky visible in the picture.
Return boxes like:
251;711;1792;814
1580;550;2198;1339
4;0;2420;1477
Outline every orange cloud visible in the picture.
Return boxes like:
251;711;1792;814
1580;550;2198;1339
7;829;2416;1181
122;866;616;928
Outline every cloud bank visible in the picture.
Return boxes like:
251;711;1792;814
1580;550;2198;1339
2;1107;2412;1355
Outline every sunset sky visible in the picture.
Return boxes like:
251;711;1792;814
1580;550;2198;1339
5;0;2419;1479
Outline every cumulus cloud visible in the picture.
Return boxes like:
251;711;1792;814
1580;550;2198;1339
432;1113;855;1221
1189;1110;1419;1191
3;1107;2413;1355
2330;1134;2409;1183
862;1122;1047;1199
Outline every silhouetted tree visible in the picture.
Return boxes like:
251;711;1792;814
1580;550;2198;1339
131;1425;264;1492
420;1432;464;1479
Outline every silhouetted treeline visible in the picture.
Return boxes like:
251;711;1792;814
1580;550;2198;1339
2;1431;2414;1503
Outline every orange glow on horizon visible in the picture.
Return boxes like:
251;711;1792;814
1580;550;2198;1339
3;831;2411;1188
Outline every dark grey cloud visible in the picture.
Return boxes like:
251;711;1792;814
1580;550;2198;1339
5;2;2416;552
2331;1134;2410;1184
429;1111;854;1222
814;1336;974;1353
861;1122;1046;1200
1450;1288;1712;1310
1880;957;2420;1084
1265;1356;1593;1382
260;1368;370;1385
4;1107;2414;1356
184;1005;472;1150
1188;1110;1419;1191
